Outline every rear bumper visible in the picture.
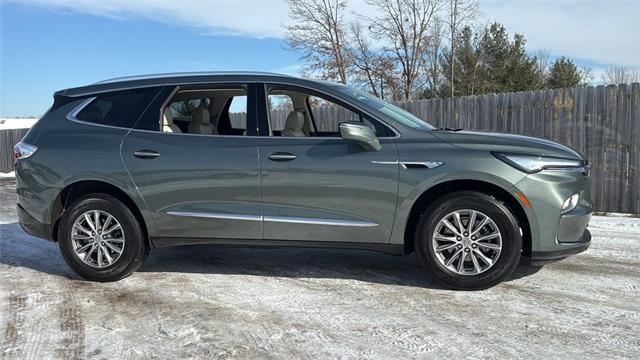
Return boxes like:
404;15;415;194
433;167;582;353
17;203;54;241
523;229;591;266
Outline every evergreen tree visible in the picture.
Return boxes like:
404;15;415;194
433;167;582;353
438;22;543;97
547;57;582;88
478;23;541;93
439;26;483;97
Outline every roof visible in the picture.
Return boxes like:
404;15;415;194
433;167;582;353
59;71;309;97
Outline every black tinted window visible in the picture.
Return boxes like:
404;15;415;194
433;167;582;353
75;87;160;128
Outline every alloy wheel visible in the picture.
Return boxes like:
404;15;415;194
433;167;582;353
70;210;125;268
431;209;502;275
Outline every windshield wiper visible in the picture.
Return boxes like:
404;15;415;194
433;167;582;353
435;127;463;132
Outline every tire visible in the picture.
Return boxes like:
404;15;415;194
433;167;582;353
58;193;148;282
415;191;522;290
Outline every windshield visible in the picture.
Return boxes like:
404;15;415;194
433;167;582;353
328;84;434;130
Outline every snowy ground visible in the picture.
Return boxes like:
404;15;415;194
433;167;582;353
0;118;38;130
1;181;639;359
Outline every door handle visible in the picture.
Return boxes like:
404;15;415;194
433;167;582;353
268;152;296;162
133;150;160;159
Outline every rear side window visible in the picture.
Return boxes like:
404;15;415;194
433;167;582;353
75;87;161;128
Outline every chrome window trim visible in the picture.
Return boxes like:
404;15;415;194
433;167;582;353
66;79;401;139
166;211;378;227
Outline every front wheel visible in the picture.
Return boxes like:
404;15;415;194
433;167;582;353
415;191;522;290
58;194;148;282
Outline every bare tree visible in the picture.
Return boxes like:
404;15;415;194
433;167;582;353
422;16;446;97
601;64;640;85
363;0;446;100
445;0;480;98
579;66;594;86
285;0;351;83
350;22;383;96
349;22;397;99
534;49;551;87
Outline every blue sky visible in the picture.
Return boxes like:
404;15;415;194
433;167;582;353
1;0;639;117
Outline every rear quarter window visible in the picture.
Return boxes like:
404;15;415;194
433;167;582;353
75;87;161;128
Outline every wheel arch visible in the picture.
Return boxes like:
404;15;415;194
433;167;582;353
403;179;532;257
50;180;150;247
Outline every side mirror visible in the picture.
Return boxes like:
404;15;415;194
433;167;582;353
339;121;381;151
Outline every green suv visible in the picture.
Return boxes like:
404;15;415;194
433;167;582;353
14;72;592;289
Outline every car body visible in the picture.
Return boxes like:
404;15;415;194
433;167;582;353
15;72;592;289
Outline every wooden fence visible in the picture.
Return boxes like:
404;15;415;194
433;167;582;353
1;83;638;213
0;128;28;174
396;84;640;214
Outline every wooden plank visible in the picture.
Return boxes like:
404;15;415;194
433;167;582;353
631;83;640;213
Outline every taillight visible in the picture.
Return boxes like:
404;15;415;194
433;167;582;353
14;141;38;160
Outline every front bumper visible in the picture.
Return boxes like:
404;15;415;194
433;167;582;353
515;169;592;260
523;229;591;265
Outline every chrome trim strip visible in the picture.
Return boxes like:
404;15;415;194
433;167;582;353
263;215;378;227
400;161;444;169
268;154;297;160
371;160;399;165
371;160;444;169
166;211;262;222
133;150;160;158
167;211;377;227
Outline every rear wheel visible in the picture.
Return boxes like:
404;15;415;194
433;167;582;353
58;194;148;282
415;191;522;290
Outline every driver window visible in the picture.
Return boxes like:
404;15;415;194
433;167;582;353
266;87;367;137
306;95;360;136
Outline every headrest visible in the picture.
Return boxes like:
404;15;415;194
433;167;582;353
285;110;305;131
192;107;211;125
163;108;173;126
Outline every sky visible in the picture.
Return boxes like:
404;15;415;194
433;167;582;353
1;0;639;117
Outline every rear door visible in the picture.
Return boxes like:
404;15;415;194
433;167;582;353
121;83;262;243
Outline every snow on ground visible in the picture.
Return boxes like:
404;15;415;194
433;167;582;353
0;118;38;130
0;181;639;359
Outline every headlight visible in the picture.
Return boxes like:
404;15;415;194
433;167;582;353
493;153;583;173
561;194;579;213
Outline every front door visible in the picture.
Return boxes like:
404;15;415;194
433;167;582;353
122;83;262;241
258;84;399;244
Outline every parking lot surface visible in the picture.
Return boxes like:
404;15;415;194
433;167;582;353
1;181;639;359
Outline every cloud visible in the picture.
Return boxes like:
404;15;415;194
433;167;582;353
8;0;291;38
9;0;639;67
480;0;640;67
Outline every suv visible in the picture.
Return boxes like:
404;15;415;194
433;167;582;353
14;72;592;289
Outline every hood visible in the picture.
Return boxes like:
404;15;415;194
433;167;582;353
429;130;583;160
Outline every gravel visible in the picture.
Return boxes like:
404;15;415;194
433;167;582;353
1;181;639;359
